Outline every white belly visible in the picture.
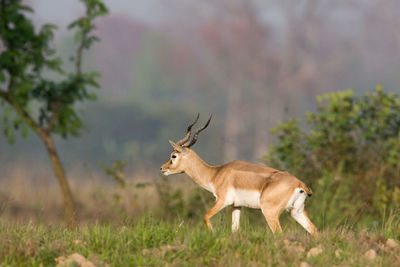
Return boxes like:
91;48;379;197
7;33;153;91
224;188;261;209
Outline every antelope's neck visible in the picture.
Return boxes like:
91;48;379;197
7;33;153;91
184;152;218;187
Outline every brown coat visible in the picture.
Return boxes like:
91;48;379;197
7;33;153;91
160;141;317;235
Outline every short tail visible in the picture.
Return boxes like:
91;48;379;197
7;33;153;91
300;183;313;197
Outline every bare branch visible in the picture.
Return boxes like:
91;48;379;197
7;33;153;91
0;88;44;137
75;29;88;76
0;89;8;100
46;12;90;133
45;100;63;133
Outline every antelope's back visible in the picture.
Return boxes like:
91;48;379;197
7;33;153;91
215;160;280;191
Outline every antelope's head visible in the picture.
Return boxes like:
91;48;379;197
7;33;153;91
160;114;212;176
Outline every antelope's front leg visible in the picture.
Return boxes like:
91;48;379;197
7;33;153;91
232;207;241;232
204;199;225;231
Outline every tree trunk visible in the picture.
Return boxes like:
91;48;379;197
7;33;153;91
0;94;77;227
40;132;77;228
224;84;243;162
253;94;281;162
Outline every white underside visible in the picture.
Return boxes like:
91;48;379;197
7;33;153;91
286;188;311;233
224;188;261;208
201;184;312;233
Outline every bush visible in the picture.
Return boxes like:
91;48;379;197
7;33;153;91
264;86;400;217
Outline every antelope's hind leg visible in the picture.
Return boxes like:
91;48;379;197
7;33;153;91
259;184;292;234
290;193;318;235
260;197;284;234
261;206;283;234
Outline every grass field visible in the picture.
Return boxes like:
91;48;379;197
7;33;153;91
1;212;399;266
1;170;399;266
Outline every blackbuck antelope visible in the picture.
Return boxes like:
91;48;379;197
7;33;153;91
160;114;317;235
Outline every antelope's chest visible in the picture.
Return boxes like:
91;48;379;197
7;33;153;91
224;188;261;209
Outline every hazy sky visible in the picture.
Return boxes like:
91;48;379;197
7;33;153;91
31;0;164;27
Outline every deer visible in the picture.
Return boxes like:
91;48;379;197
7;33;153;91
160;114;318;235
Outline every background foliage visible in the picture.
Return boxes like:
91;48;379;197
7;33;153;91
1;0;400;250
264;86;400;222
3;0;400;172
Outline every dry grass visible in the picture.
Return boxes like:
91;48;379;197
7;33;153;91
0;164;167;224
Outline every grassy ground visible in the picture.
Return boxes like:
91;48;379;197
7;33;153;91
1;212;399;266
1;170;399;266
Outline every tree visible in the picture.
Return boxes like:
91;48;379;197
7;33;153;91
0;0;108;227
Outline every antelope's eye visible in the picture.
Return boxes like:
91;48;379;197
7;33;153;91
172;155;177;159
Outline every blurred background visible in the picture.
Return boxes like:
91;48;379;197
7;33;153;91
1;0;400;224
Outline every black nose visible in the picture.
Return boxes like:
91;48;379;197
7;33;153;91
160;167;162;170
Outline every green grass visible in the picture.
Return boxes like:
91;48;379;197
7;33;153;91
1;212;399;266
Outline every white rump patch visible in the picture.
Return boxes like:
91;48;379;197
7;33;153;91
286;188;305;211
286;188;311;233
224;188;261;209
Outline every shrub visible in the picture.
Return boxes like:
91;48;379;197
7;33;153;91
264;86;400;217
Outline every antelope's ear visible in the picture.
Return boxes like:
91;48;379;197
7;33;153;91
169;140;184;153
